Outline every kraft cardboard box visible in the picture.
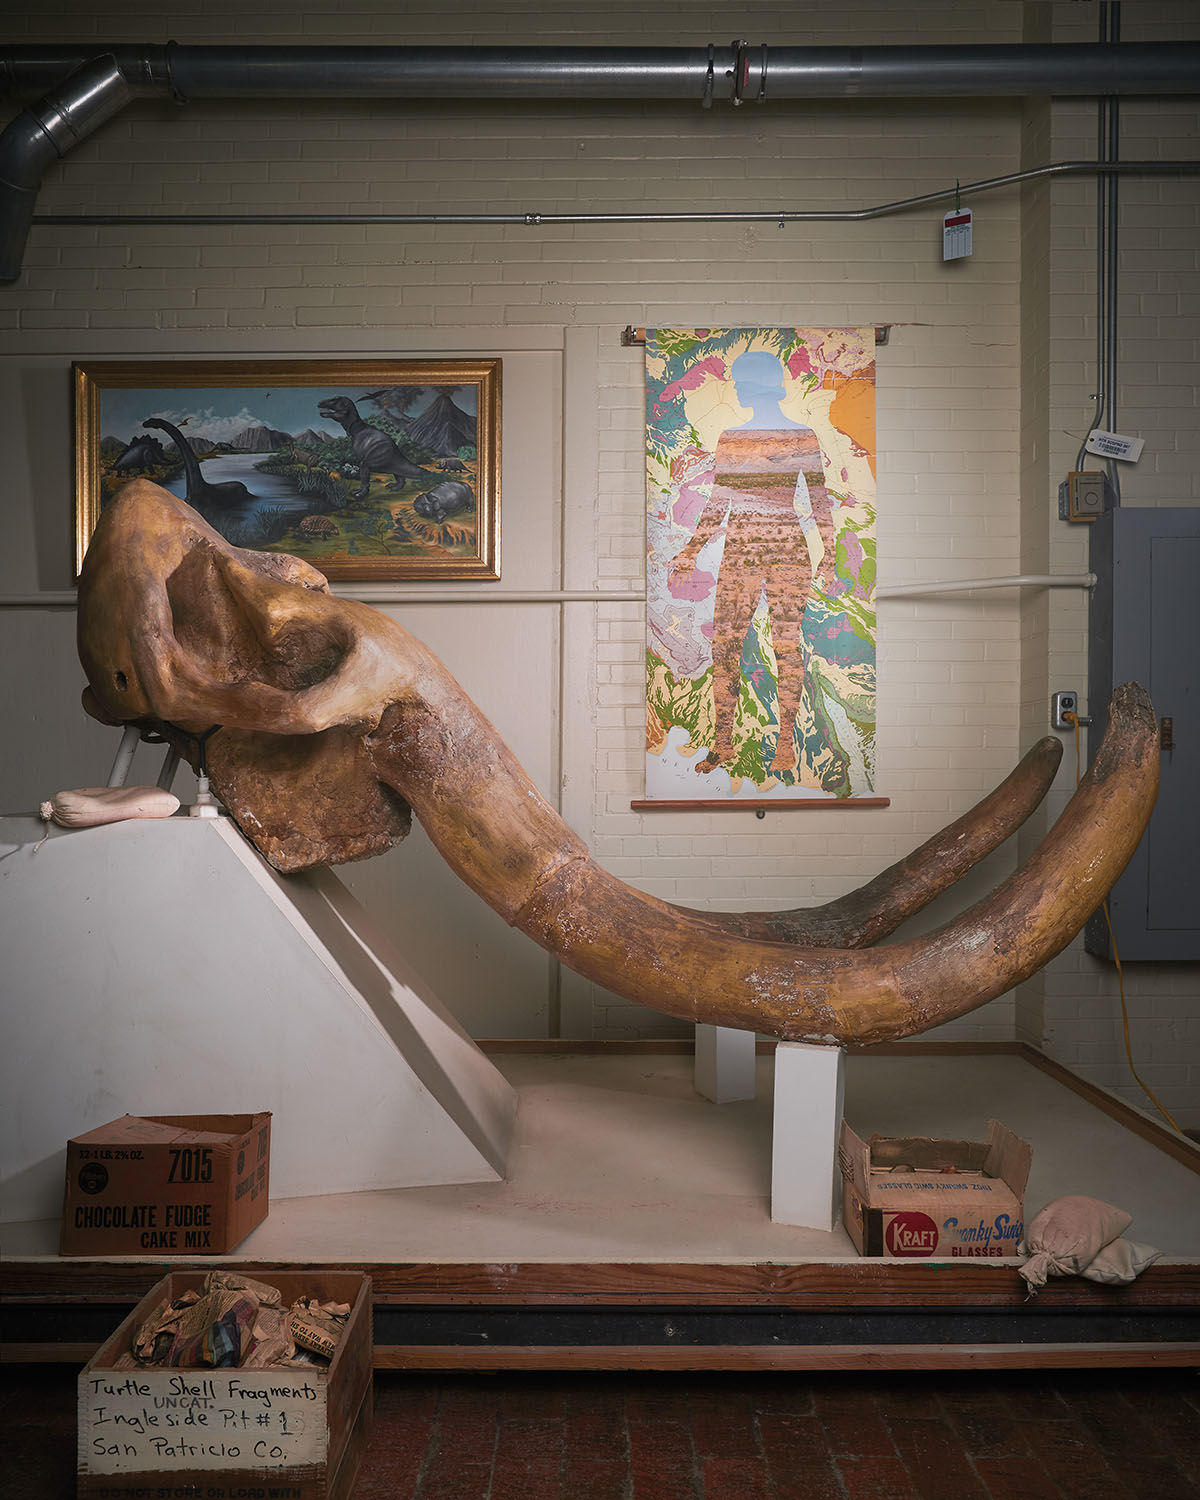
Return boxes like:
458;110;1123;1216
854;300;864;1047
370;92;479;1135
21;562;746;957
839;1117;1032;1259
60;1113;271;1256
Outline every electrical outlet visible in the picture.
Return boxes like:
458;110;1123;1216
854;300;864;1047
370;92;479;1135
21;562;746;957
1052;691;1078;731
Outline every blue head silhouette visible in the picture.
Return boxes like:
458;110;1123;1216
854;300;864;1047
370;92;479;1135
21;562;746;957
729;351;802;429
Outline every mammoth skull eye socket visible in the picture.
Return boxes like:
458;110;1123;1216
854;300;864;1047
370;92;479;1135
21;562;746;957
260;623;351;690
166;540;352;693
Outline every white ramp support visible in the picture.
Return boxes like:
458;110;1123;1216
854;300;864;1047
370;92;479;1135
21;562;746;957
0;814;517;1225
771;1040;846;1230
694;1023;757;1103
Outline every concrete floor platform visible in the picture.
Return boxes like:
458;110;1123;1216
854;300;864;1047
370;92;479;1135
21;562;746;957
4;1046;1198;1370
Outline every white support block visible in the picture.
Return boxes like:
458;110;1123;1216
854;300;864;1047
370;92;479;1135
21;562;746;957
771;1041;846;1230
694;1024;757;1103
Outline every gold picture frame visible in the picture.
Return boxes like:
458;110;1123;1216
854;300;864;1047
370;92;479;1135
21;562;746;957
75;358;501;581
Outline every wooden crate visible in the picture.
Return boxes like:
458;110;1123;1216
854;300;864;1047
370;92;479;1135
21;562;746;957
77;1270;372;1500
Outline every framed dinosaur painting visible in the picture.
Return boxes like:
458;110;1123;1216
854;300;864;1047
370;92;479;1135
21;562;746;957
74;358;502;581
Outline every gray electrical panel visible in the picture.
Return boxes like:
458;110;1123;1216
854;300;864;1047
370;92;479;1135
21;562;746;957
1086;507;1199;960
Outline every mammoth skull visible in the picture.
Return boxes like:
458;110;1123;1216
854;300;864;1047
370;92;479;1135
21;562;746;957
77;481;1159;1046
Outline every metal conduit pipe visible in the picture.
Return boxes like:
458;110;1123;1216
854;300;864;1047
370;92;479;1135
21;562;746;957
1104;7;1123;502
875;573;1096;599
0;54;132;283
0;574;1097;609
30;159;1200;233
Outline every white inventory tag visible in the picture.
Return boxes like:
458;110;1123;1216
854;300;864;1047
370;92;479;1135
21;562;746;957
943;207;973;261
1085;428;1145;463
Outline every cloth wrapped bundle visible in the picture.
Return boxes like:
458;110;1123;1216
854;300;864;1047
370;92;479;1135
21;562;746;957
1019;1194;1161;1293
41;785;179;827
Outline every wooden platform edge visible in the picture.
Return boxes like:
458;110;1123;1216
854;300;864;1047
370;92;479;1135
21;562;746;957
5;1258;1197;1306
1014;1041;1200;1174
371;1341;1200;1372
8;1340;1197;1373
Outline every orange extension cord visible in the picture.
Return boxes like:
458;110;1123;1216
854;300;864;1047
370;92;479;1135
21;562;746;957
1066;710;1181;1133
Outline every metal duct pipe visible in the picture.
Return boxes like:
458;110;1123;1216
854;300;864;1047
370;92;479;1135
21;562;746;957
2;38;1199;281
762;41;1200;98
0;54;132;283
4;42;1200;103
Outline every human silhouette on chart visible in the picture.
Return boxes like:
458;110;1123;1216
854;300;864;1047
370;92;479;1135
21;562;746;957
669;351;837;776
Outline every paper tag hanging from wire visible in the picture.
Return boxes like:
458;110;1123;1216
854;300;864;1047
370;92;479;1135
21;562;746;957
943;205;973;261
1085;428;1145;463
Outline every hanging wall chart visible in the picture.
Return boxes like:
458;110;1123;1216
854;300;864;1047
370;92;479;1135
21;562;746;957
643;327;878;804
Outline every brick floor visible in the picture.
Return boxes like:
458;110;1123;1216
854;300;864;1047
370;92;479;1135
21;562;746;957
7;1363;1200;1499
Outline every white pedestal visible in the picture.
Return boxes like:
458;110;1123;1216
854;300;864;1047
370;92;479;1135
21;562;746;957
0;815;518;1223
771;1041;846;1230
694;1024;757;1103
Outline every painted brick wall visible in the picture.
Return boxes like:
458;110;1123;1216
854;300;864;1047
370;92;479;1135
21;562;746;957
2;1;1196;1123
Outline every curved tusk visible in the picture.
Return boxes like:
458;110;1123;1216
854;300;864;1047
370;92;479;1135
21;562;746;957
369;658;1157;1045
74;484;1157;1047
673;736;1064;949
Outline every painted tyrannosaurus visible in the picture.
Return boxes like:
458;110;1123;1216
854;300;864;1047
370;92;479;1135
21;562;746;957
317;395;439;499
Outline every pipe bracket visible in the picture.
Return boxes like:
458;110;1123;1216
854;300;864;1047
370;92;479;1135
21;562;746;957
729;39;748;106
164;40;187;105
724;41;769;108
756;43;769;103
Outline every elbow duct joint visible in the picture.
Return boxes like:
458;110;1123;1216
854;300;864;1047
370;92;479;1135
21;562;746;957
0;53;132;283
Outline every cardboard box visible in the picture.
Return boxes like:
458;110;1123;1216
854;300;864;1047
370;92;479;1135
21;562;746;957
77;1270;373;1500
839;1117;1032;1259
60;1113;271;1256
